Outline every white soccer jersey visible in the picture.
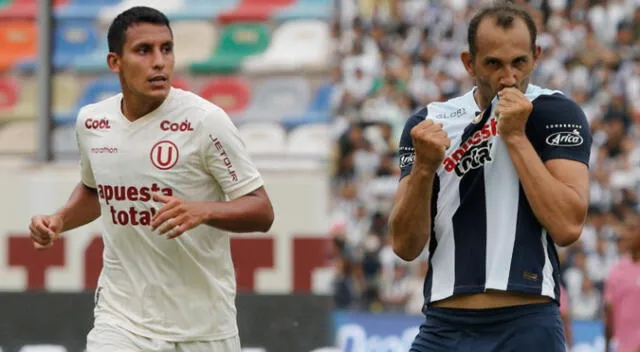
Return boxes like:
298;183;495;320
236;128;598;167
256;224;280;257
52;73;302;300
75;88;263;341
398;85;592;307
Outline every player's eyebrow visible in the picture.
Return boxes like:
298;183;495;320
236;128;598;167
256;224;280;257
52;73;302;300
130;39;173;50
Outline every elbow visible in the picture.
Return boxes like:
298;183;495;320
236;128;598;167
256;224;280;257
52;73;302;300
389;227;421;262
388;216;422;261
392;241;421;261
257;204;275;233
552;223;583;247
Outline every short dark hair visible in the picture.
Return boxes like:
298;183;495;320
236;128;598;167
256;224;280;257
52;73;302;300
467;1;537;58
107;6;172;55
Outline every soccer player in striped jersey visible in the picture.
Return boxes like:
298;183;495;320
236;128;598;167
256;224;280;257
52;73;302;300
389;2;592;351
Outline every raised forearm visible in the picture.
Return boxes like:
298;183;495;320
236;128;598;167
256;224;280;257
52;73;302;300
54;182;101;232
203;191;274;233
389;164;434;261
504;135;587;246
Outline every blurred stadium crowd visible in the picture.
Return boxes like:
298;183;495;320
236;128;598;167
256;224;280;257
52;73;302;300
328;0;640;319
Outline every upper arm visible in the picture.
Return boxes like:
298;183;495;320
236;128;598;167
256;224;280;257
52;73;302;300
200;108;264;200
545;159;589;206
527;93;592;165
529;94;592;208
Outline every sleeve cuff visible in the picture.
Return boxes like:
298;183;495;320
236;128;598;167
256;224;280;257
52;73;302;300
226;175;264;200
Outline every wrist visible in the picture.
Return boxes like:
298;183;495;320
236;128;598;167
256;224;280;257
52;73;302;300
502;132;528;147
201;201;221;223
412;162;438;178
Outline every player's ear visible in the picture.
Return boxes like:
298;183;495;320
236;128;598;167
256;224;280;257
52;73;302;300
461;51;474;77
533;45;542;62
107;52;121;74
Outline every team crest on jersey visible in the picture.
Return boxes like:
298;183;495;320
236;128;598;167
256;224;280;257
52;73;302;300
150;140;179;170
443;117;498;177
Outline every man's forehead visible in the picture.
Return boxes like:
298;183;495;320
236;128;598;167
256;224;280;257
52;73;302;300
125;23;172;46
475;16;532;57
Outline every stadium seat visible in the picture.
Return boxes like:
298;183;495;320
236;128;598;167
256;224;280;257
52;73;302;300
236;77;310;123
55;0;121;20
55;76;121;126
282;81;333;129
3;76;36;121
0;0;35;19
0;20;36;72
0;121;36;154
190;23;269;73
286;123;329;157
198;76;250;115
52;74;81;115
15;20;99;72
53;125;78;155
0;77;19;116
273;0;332;21
238;122;286;155
70;33;109;72
242;19;331;73
167;0;237;20
217;0;294;24
172;20;216;71
97;0;183;25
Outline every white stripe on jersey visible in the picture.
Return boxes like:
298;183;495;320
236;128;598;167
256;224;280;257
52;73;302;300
541;229;556;297
430;181;460;302
484;113;520;291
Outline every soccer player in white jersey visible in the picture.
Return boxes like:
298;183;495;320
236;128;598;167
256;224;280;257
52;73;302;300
389;2;591;351
27;7;274;352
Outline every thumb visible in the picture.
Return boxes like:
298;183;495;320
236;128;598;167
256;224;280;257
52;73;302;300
152;192;171;203
49;219;61;238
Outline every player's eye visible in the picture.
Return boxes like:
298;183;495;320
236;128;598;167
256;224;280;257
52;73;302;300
136;46;149;54
486;60;500;68
513;57;527;66
162;45;173;54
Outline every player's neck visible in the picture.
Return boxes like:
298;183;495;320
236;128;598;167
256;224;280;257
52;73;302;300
631;250;640;263
121;95;165;122
473;89;491;110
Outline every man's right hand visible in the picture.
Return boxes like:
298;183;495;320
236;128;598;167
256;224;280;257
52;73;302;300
29;214;63;250
410;119;451;171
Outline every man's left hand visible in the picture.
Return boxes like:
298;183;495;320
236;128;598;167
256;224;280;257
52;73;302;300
151;193;207;238
495;87;533;139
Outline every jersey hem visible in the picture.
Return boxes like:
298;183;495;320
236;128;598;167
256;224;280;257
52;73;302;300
427;286;557;305
94;313;239;342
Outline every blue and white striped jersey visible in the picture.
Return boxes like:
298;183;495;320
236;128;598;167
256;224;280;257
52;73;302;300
398;85;592;306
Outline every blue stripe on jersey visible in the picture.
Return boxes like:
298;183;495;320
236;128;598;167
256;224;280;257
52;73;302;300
422;174;440;306
452;166;487;294
507;186;546;293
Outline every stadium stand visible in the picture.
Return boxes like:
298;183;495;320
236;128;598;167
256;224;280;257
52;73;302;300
329;0;640;319
0;0;333;160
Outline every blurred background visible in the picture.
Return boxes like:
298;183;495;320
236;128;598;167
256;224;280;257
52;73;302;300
0;0;638;351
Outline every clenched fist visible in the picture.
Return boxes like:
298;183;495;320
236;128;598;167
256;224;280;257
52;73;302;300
29;214;63;250
496;88;533;138
410;119;451;172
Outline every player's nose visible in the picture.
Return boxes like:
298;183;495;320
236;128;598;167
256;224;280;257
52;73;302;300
499;68;517;88
151;48;166;70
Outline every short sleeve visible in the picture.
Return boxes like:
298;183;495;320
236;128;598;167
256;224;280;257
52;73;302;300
398;107;428;180
200;107;263;200
527;94;592;165
75;108;97;189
